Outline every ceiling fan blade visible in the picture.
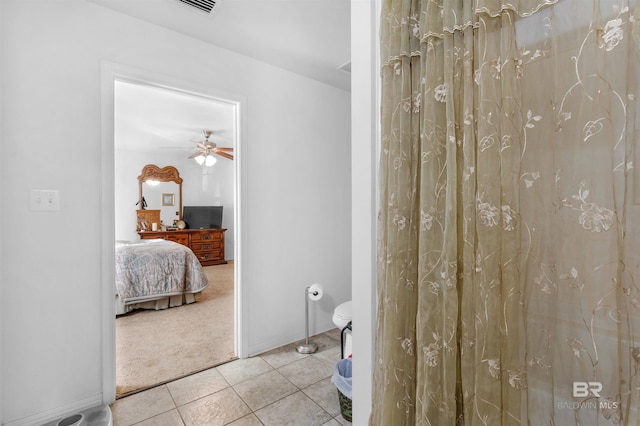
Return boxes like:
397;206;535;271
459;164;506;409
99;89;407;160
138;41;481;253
216;151;234;160
187;151;202;159
214;147;234;152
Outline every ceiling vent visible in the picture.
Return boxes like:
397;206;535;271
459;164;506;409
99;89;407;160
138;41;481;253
337;60;351;74
176;0;216;13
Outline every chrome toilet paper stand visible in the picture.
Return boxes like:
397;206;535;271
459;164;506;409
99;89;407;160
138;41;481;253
296;286;320;354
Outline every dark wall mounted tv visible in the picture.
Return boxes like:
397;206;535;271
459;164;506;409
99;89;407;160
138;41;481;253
183;206;223;229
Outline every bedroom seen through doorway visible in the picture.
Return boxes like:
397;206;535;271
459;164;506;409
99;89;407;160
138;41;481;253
112;79;239;397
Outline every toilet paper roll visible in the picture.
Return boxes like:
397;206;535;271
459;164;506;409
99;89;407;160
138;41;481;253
307;284;323;301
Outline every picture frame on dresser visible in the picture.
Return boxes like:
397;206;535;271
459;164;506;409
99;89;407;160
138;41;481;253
136;209;160;232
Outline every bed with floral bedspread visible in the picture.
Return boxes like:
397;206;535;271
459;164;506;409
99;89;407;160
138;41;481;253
115;239;208;315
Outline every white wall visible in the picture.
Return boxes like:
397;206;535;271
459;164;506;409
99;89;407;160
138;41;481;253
0;0;351;424
0;1;4;423
351;0;379;423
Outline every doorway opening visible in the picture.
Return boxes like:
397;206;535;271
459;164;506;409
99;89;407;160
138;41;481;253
106;72;243;399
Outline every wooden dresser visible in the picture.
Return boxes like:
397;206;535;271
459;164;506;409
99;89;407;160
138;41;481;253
138;228;227;266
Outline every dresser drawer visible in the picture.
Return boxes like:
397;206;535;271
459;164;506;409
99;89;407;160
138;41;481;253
191;241;222;251
191;231;223;242
165;234;190;246
195;250;223;262
138;231;190;247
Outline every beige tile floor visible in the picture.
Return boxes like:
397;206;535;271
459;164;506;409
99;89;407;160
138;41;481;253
110;330;351;426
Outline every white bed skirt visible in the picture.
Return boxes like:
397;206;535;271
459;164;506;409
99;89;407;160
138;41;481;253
115;292;201;315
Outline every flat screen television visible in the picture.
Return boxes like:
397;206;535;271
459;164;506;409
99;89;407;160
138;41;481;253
182;206;223;229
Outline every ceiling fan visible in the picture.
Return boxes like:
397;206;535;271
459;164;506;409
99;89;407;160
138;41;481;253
188;130;234;165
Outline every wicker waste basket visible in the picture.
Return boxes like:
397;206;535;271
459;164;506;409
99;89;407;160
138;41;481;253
331;358;352;422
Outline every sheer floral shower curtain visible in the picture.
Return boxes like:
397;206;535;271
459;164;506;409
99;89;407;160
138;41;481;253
372;0;639;424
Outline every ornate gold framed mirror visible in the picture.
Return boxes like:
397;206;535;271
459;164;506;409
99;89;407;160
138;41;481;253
137;164;183;228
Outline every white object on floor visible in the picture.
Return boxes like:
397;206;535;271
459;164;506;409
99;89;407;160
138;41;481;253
333;300;352;358
42;404;112;426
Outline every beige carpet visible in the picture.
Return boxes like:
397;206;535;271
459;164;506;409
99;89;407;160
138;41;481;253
116;262;235;398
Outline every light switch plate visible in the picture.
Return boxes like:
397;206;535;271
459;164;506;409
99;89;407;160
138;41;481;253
30;189;60;211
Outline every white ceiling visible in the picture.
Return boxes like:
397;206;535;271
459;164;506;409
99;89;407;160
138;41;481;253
90;0;351;91
115;80;236;153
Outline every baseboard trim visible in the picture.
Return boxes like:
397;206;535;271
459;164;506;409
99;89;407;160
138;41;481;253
248;325;335;357
4;394;103;426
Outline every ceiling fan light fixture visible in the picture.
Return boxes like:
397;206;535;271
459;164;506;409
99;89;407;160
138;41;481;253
205;155;217;166
189;129;232;164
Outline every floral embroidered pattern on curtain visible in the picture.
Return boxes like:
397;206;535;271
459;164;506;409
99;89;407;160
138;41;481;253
373;0;639;424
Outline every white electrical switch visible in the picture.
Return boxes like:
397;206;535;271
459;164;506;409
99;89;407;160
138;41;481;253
30;189;61;211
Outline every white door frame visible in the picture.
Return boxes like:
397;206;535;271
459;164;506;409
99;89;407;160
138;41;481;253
100;61;247;403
